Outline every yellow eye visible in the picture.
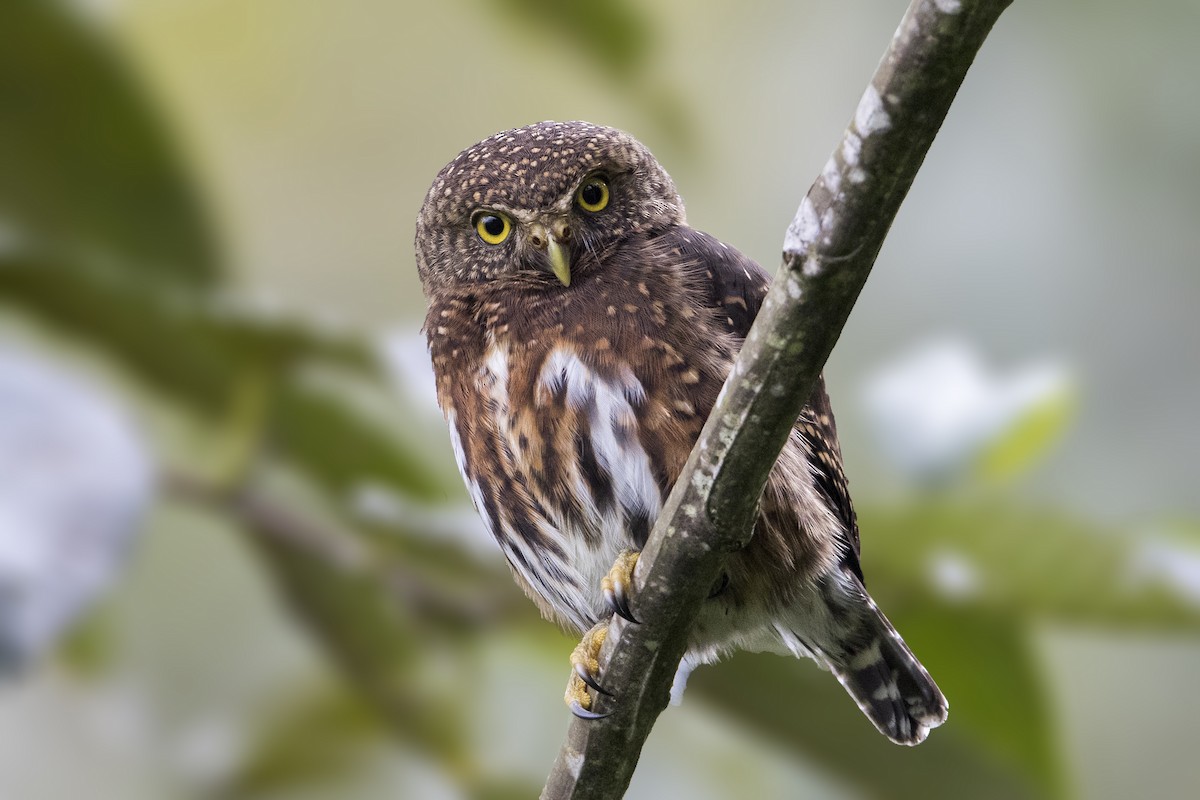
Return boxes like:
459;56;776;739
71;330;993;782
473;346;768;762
474;213;511;245
576;177;610;212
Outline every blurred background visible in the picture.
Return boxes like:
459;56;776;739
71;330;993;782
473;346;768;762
1;0;1198;797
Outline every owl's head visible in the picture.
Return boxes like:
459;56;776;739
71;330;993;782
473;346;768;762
415;121;685;292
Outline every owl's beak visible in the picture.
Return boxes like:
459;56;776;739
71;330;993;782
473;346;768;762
529;220;572;287
546;237;571;287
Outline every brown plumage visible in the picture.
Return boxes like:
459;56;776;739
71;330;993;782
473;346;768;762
415;121;946;744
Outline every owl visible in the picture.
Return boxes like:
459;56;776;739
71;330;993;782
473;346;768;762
415;120;947;744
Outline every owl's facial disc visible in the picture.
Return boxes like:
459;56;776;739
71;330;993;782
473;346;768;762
527;217;573;287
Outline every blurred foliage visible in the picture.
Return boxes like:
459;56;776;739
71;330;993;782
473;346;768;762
976;384;1076;483
487;0;654;79
2;2;1198;799
238;488;465;774
861;504;1200;631
0;255;374;415
482;0;692;149
0;0;219;283
0;255;446;502
693;648;1043;800
229;478;543;798
218;681;386;799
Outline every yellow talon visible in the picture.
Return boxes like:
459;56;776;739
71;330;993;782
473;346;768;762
602;549;641;623
566;622;610;718
564;550;642;719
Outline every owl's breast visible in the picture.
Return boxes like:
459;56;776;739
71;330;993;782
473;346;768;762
427;292;678;631
423;266;741;630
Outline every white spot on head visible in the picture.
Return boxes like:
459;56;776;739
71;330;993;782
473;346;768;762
855;85;892;137
933;0;962;13
848;167;867;184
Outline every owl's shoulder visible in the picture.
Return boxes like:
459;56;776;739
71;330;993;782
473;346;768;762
616;226;772;339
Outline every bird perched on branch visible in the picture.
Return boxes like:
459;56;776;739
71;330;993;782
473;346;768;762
415;120;947;744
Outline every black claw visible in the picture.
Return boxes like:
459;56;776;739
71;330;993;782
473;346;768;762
574;662;612;696
569;700;612;720
605;583;639;624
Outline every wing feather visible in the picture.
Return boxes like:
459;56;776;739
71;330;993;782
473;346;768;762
658;227;864;575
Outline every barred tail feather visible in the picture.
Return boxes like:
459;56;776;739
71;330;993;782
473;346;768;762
831;610;948;746
775;577;949;746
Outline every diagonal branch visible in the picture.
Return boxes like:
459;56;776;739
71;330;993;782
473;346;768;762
541;1;1014;798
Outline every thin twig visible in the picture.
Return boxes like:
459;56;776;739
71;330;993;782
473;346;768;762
541;1;1014;797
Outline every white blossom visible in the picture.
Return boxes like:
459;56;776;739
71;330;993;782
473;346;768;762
0;348;153;673
863;337;1070;480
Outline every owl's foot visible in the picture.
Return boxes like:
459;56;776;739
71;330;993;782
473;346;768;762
564;551;641;719
566;621;612;719
602;549;640;623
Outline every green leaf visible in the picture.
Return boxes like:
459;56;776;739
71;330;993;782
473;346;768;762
1;255;242;410
693;501;1200;798
0;1;220;282
889;607;1063;796
691;651;1044;800
859;503;1200;631
220;681;386;799
0;256;373;408
229;480;538;797
274;386;448;505
976;384;1076;481
239;486;457;758
1;254;448;504
55;606;118;678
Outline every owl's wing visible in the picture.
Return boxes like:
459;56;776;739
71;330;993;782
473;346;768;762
664;227;863;575
797;379;862;576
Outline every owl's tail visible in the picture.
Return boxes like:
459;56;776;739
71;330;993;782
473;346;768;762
778;576;948;746
830;607;947;745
